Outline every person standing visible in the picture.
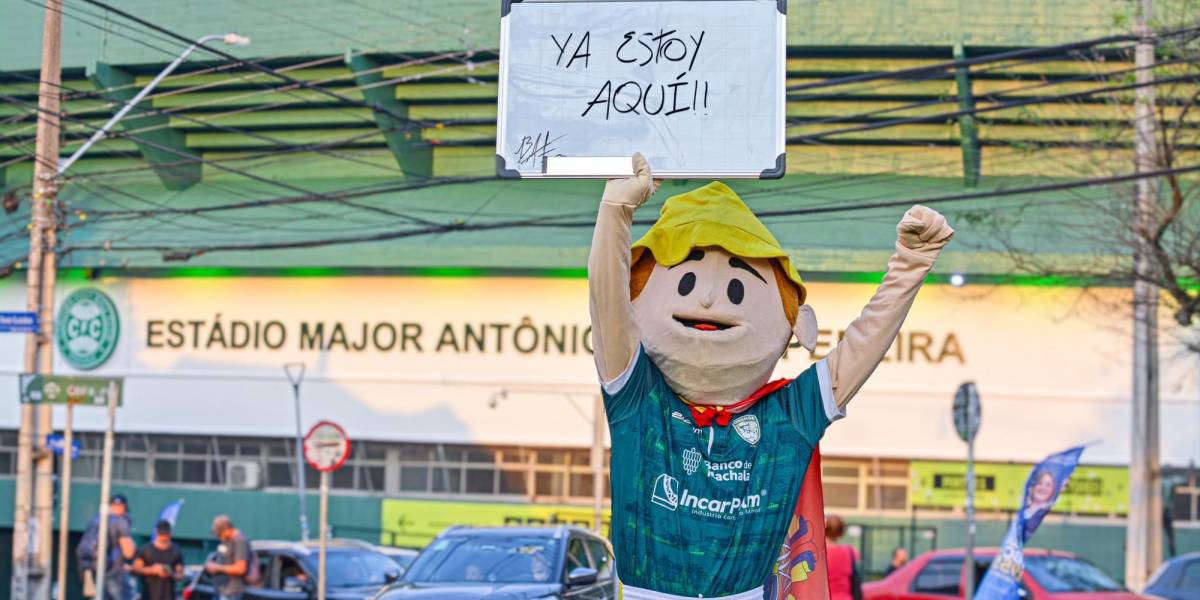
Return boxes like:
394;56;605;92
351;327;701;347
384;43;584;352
885;546;909;576
205;515;251;600
76;494;137;600
825;515;863;600
131;520;184;600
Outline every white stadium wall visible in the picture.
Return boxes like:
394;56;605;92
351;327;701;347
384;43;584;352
0;276;1195;466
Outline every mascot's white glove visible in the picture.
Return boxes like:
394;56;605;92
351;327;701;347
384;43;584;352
897;204;954;261
601;152;659;208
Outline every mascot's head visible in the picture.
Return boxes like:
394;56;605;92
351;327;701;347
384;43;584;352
630;181;815;406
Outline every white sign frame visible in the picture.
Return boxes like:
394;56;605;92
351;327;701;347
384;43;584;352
496;0;787;179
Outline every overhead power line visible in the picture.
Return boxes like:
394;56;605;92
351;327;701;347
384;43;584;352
60;162;1200;261
786;23;1200;94
77;0;436;135
0;91;471;227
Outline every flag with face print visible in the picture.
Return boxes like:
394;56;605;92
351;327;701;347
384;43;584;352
975;446;1084;600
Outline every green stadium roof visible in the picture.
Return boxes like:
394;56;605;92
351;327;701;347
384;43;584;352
0;0;1164;278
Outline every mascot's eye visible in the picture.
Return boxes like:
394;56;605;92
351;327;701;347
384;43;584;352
727;279;744;304
678;272;696;296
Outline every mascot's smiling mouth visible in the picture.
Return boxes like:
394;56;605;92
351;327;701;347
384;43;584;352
674;316;736;331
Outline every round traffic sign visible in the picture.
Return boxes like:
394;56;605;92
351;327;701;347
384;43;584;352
303;421;351;472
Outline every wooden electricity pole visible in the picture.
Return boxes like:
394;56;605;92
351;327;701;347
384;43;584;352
1127;0;1163;590
13;1;63;599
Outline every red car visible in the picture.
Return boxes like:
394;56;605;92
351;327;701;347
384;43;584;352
864;548;1149;600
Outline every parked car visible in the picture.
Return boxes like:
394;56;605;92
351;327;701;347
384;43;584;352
1144;552;1200;600
374;546;420;574
864;548;1149;600
374;525;616;600
314;539;420;576
186;540;401;600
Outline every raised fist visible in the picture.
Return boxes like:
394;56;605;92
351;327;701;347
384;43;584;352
601;153;659;209
897;205;954;256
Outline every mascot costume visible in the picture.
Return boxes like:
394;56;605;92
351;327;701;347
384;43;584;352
588;154;953;599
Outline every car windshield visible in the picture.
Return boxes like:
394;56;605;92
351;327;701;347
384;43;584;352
304;551;399;588
388;553;416;570
403;536;560;584
1025;555;1123;592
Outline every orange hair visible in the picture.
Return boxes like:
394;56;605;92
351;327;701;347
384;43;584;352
629;250;801;326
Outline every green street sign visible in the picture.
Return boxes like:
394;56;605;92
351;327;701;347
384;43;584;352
19;374;123;406
56;288;121;371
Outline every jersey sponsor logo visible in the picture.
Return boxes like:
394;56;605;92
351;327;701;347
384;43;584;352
732;414;761;445
677;448;754;482
704;458;753;482
650;473;766;519
651;473;681;510
682;448;701;475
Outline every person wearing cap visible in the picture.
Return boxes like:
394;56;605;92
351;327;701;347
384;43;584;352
77;494;137;599
131;520;184;600
206;515;251;600
588;154;953;599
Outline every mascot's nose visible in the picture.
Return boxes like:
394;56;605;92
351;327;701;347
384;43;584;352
698;277;717;309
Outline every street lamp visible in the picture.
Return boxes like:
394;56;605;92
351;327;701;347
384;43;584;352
57;32;251;176
48;31;250;600
284;363;310;541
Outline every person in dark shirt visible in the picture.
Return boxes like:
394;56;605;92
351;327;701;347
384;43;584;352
131;520;184;600
884;546;909;577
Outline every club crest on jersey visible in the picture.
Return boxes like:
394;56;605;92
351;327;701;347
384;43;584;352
732;415;761;445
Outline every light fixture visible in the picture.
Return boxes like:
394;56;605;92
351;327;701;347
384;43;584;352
949;273;966;288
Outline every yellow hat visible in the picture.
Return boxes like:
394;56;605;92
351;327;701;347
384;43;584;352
632;181;807;303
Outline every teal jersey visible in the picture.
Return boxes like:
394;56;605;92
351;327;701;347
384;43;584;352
603;347;838;597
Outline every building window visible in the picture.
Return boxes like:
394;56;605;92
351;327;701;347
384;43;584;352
0;431;16;475
1170;472;1200;521
0;432;601;505
822;458;910;514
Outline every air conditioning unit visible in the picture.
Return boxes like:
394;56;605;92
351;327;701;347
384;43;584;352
226;460;263;489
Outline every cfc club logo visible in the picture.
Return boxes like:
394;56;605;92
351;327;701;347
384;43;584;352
732;414;761;445
56;288;120;370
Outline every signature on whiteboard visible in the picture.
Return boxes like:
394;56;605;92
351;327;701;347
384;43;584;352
515;131;565;167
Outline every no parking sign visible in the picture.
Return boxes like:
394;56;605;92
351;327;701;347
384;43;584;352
303;419;351;600
303;420;351;472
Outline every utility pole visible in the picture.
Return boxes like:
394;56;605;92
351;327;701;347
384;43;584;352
1127;0;1163;590
14;1;62;598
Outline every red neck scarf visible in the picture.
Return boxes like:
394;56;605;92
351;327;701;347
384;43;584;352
684;378;793;427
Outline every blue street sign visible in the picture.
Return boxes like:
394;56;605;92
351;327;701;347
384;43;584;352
0;312;38;334
44;433;81;459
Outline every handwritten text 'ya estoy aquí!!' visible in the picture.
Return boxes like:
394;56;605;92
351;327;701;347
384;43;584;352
551;29;710;120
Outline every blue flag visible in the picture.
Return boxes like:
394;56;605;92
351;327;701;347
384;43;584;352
157;499;184;528
974;446;1084;600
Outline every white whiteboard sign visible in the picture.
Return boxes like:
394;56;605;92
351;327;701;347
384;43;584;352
496;0;786;179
